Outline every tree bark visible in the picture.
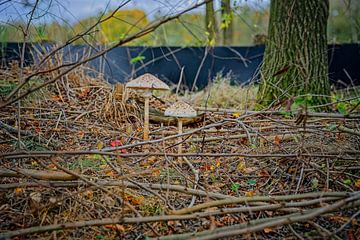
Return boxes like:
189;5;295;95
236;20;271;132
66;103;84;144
256;0;330;108
205;0;217;44
221;0;233;45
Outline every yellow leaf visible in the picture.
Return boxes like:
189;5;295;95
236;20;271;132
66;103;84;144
96;141;104;149
105;170;116;177
148;156;157;164
31;161;38;166
232;112;241;117
215;159;221;168
245;191;254;197
355;179;360;188
237;158;246;172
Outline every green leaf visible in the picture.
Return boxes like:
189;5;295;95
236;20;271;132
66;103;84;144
247;179;257;186
279;111;292;118
336;102;348;115
326;124;337;131
343;179;352;185
231;182;240;192
311;178;319;190
130;55;145;64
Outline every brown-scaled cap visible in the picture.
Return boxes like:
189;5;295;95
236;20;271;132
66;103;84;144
125;73;170;91
165;101;197;118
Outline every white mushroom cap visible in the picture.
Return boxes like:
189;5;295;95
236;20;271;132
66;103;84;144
125;73;170;91
165;101;197;118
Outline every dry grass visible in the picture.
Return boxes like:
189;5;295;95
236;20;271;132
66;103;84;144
185;73;257;109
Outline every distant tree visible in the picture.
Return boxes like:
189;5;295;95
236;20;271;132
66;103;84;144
205;0;217;44
328;0;360;43
100;9;150;45
221;0;233;45
257;0;331;108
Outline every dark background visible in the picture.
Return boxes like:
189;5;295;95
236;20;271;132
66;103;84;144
1;43;359;90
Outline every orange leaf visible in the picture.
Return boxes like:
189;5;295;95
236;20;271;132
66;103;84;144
273;135;281;145
78;87;91;98
15;188;23;194
47;164;57;170
152;169;161;177
51;95;63;102
104;224;125;232
105;170;116;177
264;227;273;233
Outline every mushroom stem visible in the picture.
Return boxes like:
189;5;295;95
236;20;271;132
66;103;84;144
144;96;150;141
178;119;183;159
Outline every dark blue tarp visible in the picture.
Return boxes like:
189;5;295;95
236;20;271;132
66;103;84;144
1;42;359;89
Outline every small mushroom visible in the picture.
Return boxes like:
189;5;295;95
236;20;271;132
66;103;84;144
165;101;197;158
126;73;169;141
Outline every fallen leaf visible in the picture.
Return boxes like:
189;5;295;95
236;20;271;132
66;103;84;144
96;141;104;149
273;135;281;145
147;156;157;164
236;158;246;172
355;179;360;188
257;169;270;177
78;131;85;140
247;179;257;186
215;159;221;168
78;87;91;98
329;216;349;223
152;169;161;177
105;170;116;177
51;95;63;102
287;167;296;174
82;190;94;200
232;112;241;117
110;139;127;153
245;191;254;197
47;164;57;170
104;224;125;232
15;188;23;194
263;227;273;233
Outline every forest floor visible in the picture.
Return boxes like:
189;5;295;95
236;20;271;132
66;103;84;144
0;68;360;239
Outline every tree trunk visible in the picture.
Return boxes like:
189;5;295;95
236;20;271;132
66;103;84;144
221;0;233;45
205;0;217;44
256;0;330;108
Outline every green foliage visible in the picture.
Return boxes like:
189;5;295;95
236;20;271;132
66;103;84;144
230;182;240;192
130;55;145;64
0;1;358;46
0;81;17;96
343;179;352;185
247;179;257;186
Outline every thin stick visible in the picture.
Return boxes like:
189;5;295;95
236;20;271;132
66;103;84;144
178;119;183;160
144;96;150;141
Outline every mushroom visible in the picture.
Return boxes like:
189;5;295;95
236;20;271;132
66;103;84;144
126;73;169;141
165;101;197;158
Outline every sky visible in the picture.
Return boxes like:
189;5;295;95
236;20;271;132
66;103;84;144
0;0;268;25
